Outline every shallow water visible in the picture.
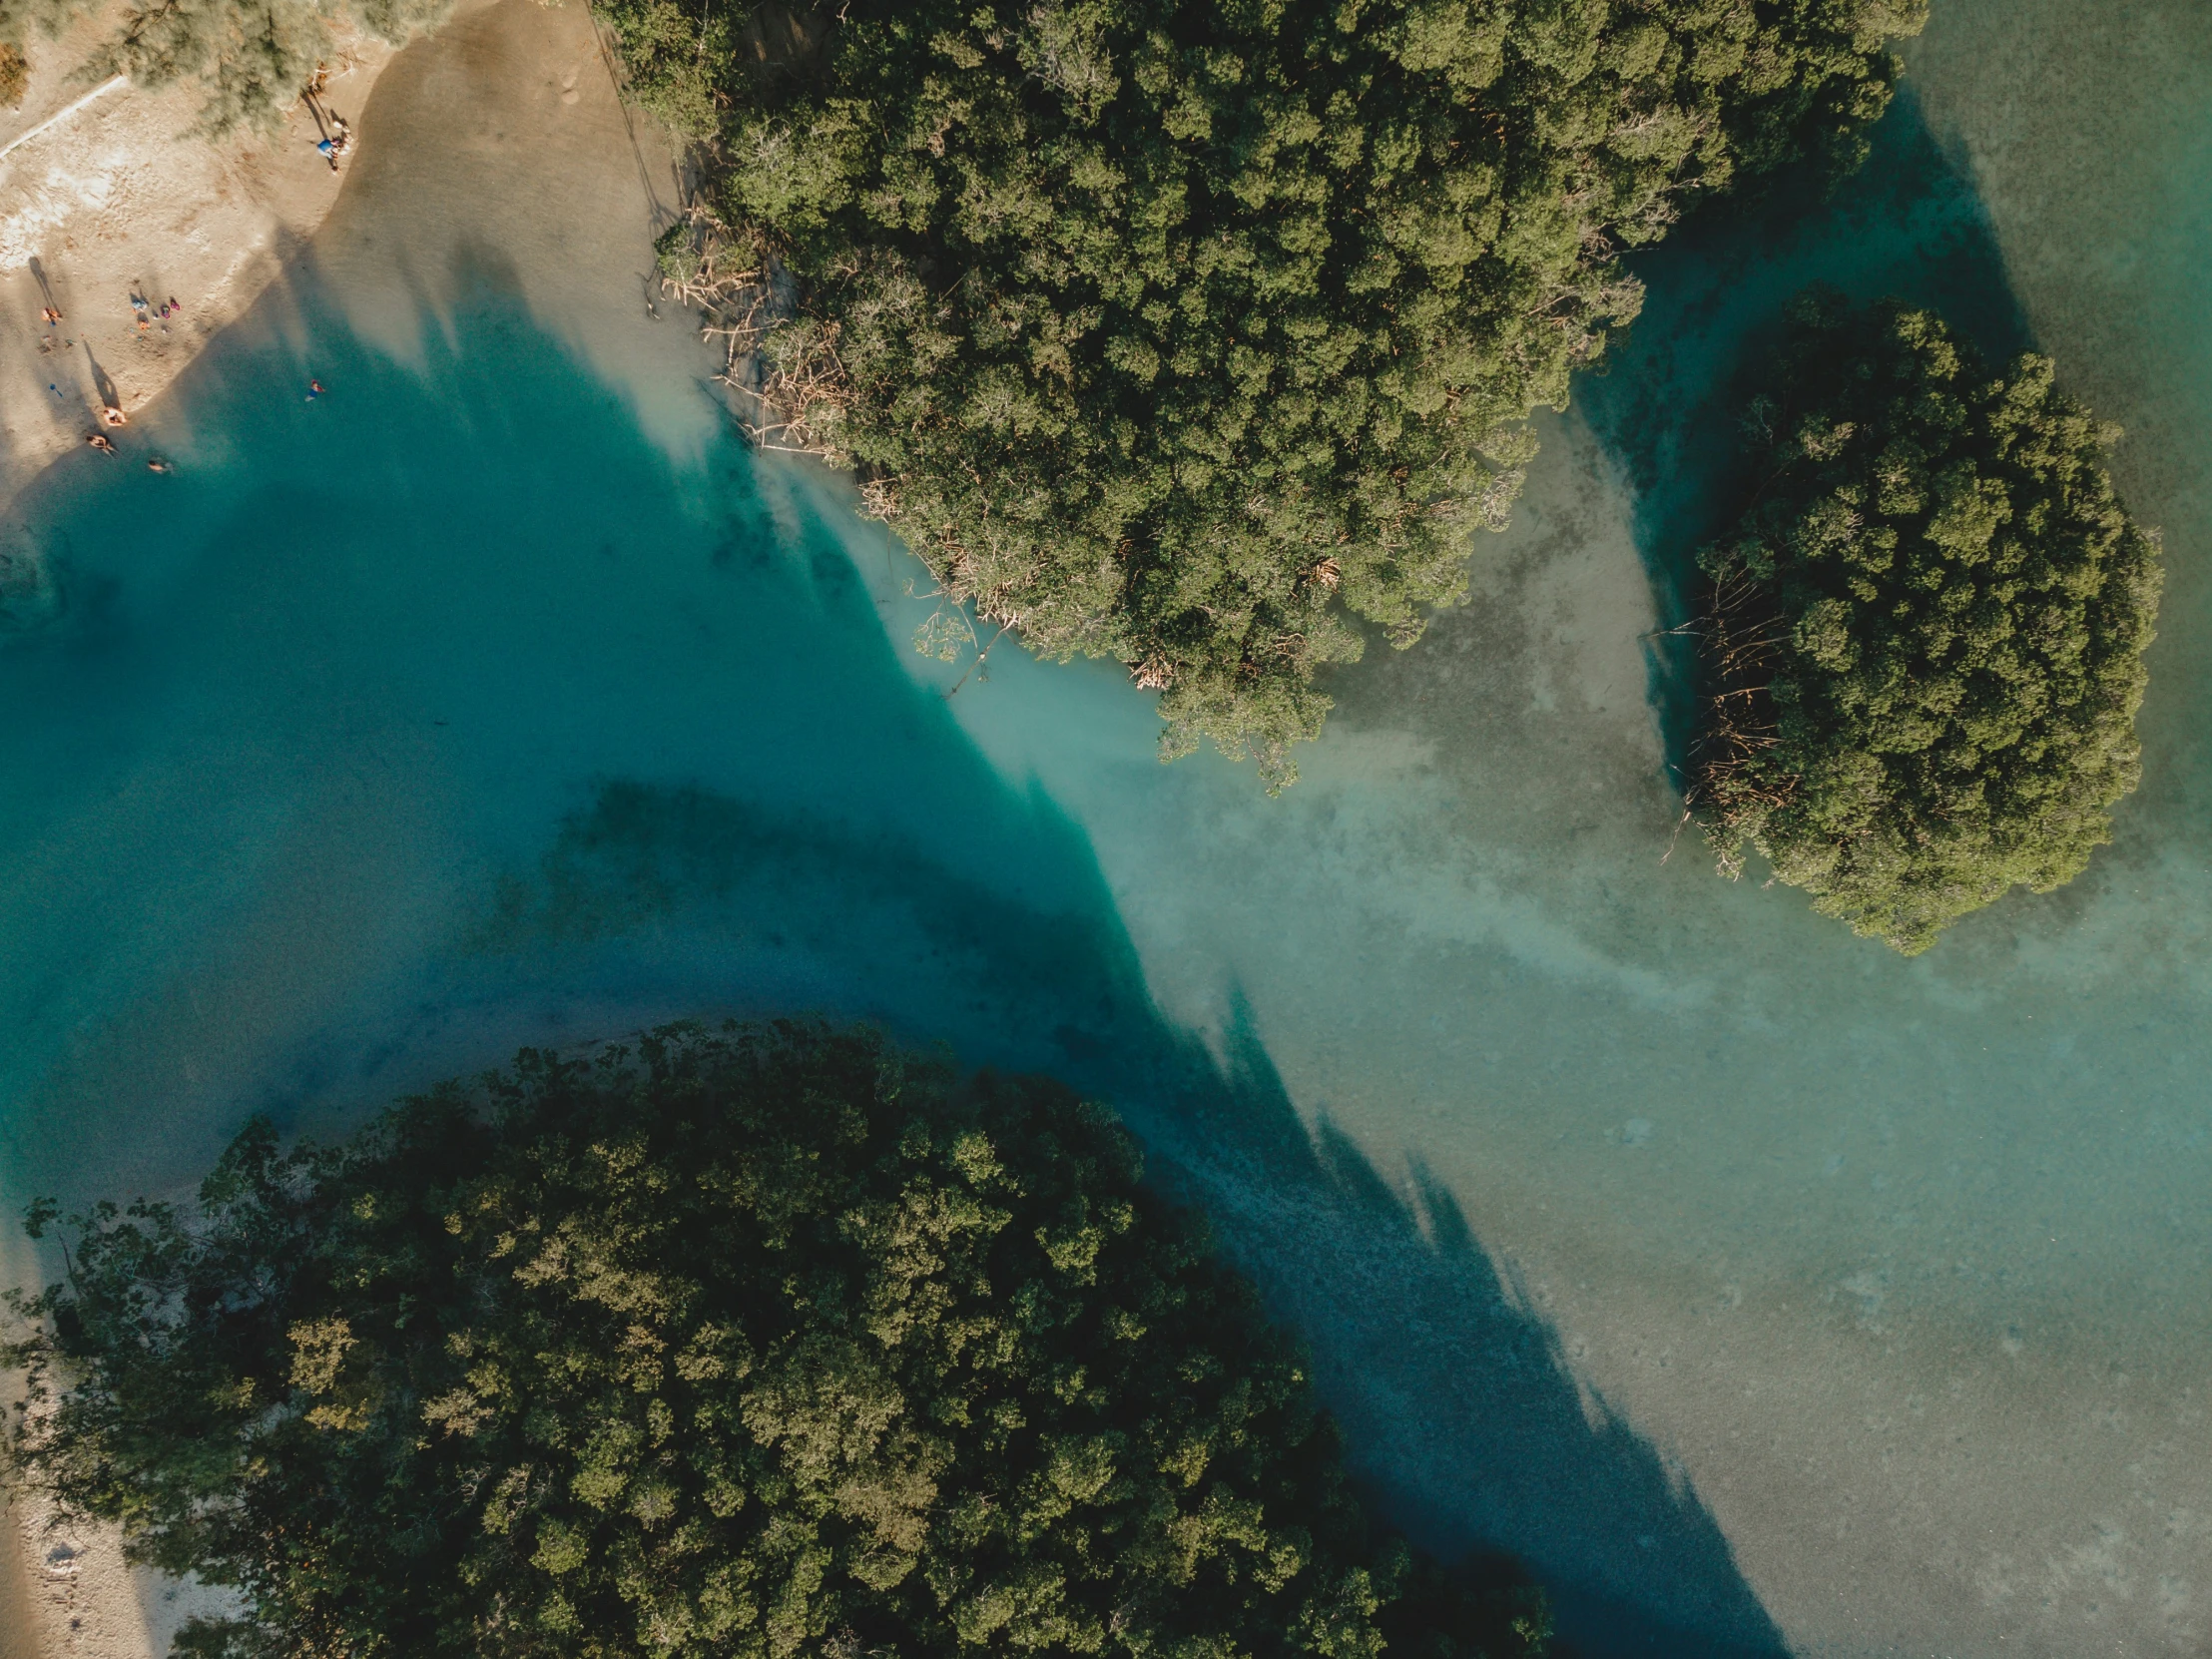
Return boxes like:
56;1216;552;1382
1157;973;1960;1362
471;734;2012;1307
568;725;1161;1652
3;3;2211;1657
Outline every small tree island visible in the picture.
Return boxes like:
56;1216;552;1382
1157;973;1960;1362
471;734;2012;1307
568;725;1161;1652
6;1021;1546;1659
610;0;1928;786
1690;292;2162;954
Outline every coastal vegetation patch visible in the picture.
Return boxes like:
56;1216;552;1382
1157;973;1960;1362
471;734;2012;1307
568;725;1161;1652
606;0;1928;787
0;39;27;108
5;1020;1548;1659
0;0;449;130
1690;291;2162;953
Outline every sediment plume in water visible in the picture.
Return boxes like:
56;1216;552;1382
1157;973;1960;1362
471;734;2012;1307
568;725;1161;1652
2;2;2211;1658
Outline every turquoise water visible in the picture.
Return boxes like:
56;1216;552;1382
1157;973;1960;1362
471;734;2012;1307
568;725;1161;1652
5;3;2212;1655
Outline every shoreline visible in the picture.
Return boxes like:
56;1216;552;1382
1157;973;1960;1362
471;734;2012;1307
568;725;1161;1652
0;10;398;513
18;2;2206;1656
2;1;701;1652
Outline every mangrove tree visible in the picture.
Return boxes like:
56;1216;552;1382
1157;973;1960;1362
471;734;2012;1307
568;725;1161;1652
6;1020;1548;1659
601;0;1930;786
1691;291;2161;953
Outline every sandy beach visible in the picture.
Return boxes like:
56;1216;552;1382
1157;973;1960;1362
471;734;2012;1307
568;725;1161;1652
1;15;393;1642
0;15;397;1646
0;9;405;506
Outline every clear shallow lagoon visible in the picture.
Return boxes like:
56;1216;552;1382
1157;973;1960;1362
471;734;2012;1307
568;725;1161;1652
3;3;2210;1656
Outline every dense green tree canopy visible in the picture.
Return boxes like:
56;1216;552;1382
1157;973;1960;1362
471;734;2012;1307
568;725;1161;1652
6;1021;1547;1659
601;0;1927;785
0;0;449;131
1691;292;2162;953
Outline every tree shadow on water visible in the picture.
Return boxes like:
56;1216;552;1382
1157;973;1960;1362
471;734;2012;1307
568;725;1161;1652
0;255;1785;1658
398;277;1789;1644
1580;84;2036;788
485;770;1785;1659
1142;1008;1788;1659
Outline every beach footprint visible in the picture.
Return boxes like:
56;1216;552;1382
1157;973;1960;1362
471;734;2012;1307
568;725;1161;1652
559;67;581;106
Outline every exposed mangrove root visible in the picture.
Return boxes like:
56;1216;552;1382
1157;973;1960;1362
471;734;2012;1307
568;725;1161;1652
1684;551;1796;876
654;201;867;470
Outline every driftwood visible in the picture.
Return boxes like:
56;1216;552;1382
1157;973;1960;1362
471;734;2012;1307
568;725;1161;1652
737;321;854;458
658;204;769;351
655;202;863;468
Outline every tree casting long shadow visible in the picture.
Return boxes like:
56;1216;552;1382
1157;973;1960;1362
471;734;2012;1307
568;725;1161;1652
483;768;1787;1659
1579;82;2037;789
0;251;1787;1658
376;267;1792;1656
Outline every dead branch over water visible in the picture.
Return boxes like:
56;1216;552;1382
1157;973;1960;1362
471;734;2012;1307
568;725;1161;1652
659;204;862;470
1686;555;1796;871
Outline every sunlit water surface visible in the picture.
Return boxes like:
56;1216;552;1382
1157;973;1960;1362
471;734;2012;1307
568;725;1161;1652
2;3;2208;1657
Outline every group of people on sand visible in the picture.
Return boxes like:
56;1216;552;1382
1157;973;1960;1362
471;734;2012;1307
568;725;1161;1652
31;285;184;471
34;281;317;471
130;289;184;334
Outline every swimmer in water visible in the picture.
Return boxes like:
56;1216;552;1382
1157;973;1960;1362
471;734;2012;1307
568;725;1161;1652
147;457;173;473
306;380;323;401
86;433;117;455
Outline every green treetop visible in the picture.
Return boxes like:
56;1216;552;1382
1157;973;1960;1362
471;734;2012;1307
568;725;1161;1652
601;0;1928;786
6;1020;1547;1659
1691;292;2162;954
